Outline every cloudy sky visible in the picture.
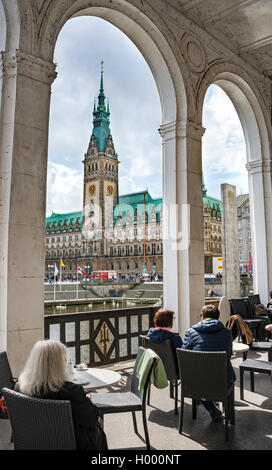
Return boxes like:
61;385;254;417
47;16;248;216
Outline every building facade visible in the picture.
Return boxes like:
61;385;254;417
202;180;222;273
45;69;222;280
237;194;252;274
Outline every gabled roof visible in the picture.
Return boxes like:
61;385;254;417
237;193;249;207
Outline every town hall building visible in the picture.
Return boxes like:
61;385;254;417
45;67;221;280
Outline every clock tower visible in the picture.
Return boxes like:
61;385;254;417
82;62;119;258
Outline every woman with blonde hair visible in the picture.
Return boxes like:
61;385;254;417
16;339;107;450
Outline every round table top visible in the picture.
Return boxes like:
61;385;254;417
232;342;250;353
71;367;122;392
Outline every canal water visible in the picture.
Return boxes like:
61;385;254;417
44;299;157;315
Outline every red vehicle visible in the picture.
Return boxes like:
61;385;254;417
90;271;117;280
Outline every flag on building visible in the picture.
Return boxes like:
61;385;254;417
54;263;59;277
77;266;85;275
60;258;65;267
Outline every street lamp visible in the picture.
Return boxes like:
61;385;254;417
85;265;91;277
48;264;55;283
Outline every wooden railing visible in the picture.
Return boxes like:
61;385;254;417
44;306;157;367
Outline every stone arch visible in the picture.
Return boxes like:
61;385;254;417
196;61;272;300
0;0;208;371
0;0;20;51
37;0;190;124
38;0;197;333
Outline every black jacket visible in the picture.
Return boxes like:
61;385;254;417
16;381;107;450
182;319;236;386
147;327;183;350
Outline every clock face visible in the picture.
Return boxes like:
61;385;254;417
106;184;114;196
89;184;96;196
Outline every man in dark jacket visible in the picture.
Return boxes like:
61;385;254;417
182;304;236;421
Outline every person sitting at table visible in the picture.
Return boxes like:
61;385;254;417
147;308;183;351
266;290;272;319
15;339;108;450
182;304;236;421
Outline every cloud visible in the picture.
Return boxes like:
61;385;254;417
46;162;82;216
47;15;162;209
47;18;248;212
202;84;248;198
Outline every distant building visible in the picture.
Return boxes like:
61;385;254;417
202;179;222;273
45;67;222;279
237;194;252;273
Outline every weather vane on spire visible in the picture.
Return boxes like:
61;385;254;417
101;60;104;73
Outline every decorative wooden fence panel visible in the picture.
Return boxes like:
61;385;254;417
44;306;156;366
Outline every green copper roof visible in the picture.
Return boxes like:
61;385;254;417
46;211;83;233
92;62;111;152
203;194;221;211
202;175;220;211
114;191;162;224
119;191;153;205
46;187;222;232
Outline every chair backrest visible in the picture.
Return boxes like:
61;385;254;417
2;388;77;450
131;347;155;400
0;352;14;392
229;298;252;319
218;296;231;326
248;294;261;315
139;335;178;380
176;349;228;402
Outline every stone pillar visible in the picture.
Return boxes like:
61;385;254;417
0;50;56;375
246;160;269;302
160;120;205;336
263;159;272;296
221;184;240;299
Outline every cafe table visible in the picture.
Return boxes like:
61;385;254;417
232;342;250;361
70;367;122;393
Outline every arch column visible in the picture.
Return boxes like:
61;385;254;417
160;119;205;336
263;159;272;293
246;159;269;302
0;50;56;375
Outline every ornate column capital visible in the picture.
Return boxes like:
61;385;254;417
158;121;176;141
1;50;57;85
159;120;205;142
178;120;206;141
246;159;263;175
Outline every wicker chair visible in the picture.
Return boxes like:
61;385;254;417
139;335;179;414
176;349;235;441
90;347;155;450
0;351;16;392
229;298;266;341
2;388;76;450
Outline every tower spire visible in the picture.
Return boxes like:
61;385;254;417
98;60;105;110
100;60;104;91
91;62;110;152
202;173;207;197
